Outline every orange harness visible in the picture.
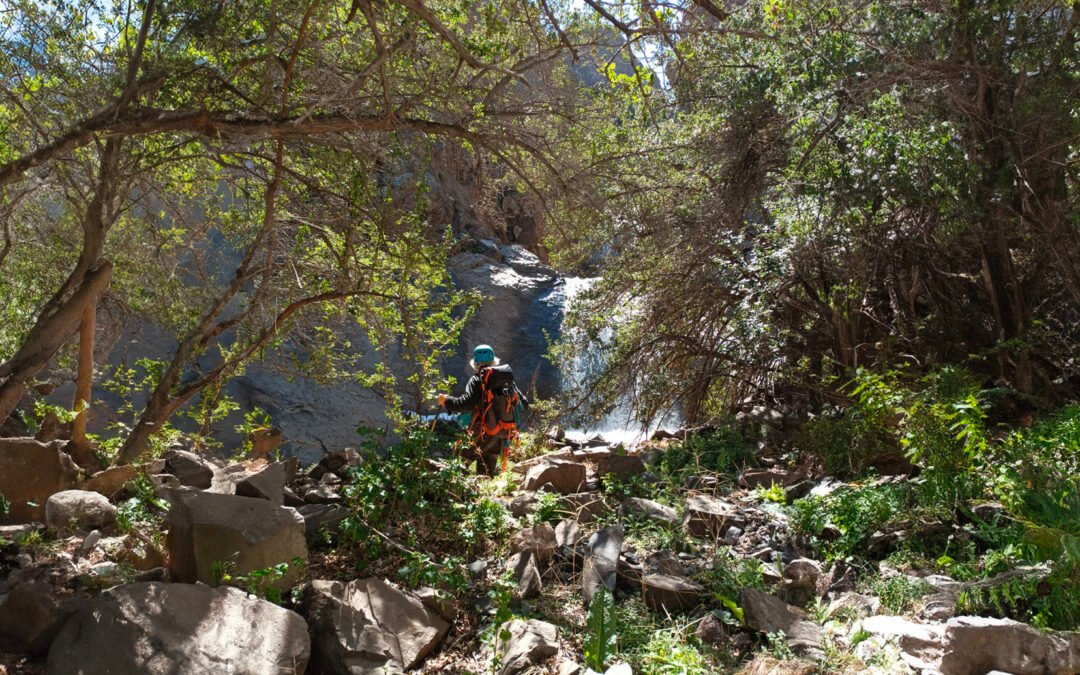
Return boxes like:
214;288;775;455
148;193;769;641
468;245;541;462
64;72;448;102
470;367;520;473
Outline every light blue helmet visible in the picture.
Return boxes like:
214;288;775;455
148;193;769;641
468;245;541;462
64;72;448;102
472;344;496;364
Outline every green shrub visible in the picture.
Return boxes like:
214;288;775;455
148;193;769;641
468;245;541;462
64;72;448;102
340;428;505;590
868;574;932;613
638;628;709;674
655;423;754;480
792;482;912;560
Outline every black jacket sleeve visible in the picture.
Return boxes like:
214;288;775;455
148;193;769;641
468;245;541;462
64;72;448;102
444;374;483;413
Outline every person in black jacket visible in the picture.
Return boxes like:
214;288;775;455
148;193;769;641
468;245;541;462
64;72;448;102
437;344;525;476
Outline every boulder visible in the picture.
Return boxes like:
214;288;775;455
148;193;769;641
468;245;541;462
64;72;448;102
739;469;805;489
162;449;215;489
554;519;581;547
0;438;79;523
304;484;343;504
497;619;559;675
507;551;543;599
620;497;679;527
596;455;645;482
45;490;116;531
739;588;823;655
415;587;457;622
860;615;945;673
165;490;307;589
46;582;310;674
302;578;449;673
0;581;72;655
583;525;623;606
644;550;687;577
515;523;557;564
236;458;298;505
642;574;705;612
522;459;586;494
938;616;1080;675
81;465;138;498
298;503;350;546
249;426;283;461
683;494;741;539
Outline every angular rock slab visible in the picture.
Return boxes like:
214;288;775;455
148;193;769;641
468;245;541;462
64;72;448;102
166;490;307;589
46;582;310;674
0;581;72;655
302;578;449;673
683;494;741;539
642;574;705;613
740;588;823;655
162;449;215;489
939;616;1080;675
81;465;138;498
0;438;78;524
620;497;679;527
498;619;559;675
236;458;298;505
522;459;586;494
583;525;623;606
596;455;646;482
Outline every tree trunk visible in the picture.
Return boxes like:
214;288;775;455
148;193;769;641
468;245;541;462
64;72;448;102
0;262;113;424
68;302;100;469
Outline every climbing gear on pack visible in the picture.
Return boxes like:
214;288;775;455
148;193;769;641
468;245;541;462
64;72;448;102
472;344;496;364
467;363;525;473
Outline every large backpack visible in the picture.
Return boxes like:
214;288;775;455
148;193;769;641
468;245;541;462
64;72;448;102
474;364;523;439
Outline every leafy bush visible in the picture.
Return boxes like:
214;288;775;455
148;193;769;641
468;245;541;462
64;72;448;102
792;483;912;560
339;428;507;591
868;575;932;614
655;424;754;480
638;628;709;674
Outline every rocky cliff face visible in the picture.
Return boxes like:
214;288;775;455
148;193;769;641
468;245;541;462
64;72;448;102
90;239;568;464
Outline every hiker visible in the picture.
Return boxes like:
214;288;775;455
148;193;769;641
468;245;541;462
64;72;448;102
437;344;528;476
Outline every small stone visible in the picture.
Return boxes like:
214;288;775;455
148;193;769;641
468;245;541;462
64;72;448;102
79;530;102;556
303;484;342;504
724;526;744;544
694;613;727;646
468;559;489;578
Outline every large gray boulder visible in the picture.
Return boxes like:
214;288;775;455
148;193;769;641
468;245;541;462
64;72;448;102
165;490;307;589
46;582;310;674
45;490;117;531
0;437;79;524
302;578;449;673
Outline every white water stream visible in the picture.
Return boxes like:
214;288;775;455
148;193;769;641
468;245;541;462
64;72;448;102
560;276;678;447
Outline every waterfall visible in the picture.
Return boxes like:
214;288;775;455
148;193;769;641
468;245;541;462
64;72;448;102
558;276;677;447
